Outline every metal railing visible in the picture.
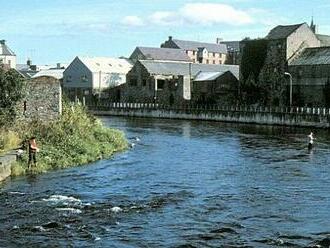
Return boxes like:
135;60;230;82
87;102;330;117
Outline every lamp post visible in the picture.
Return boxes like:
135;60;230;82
284;72;292;107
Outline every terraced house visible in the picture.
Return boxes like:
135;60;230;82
161;36;227;64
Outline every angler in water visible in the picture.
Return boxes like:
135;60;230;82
308;132;315;150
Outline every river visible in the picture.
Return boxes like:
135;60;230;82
1;116;330;247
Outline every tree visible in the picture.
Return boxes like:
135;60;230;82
0;66;25;123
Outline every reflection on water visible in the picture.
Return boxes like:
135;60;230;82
1;116;330;247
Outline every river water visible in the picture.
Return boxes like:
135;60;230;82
1;117;330;247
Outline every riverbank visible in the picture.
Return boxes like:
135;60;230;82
0;103;127;180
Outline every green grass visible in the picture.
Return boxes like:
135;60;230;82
0;130;20;155
5;103;127;176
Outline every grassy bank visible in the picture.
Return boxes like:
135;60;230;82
2;103;127;176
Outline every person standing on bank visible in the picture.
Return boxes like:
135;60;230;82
308;132;315;150
28;137;39;169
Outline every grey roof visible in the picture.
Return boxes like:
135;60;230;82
132;47;191;62
220;41;240;52
139;60;239;79
172;39;227;53
266;23;305;40
317;34;330;46
290;47;330;66
0;40;15;56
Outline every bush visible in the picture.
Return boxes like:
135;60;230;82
6;103;127;175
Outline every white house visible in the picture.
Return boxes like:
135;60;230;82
63;56;133;101
0;40;16;69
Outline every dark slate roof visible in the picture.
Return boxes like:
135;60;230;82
172;39;227;53
266;23;305;40
220;41;240;52
290;47;330;66
317;34;330;46
139;60;239;79
0;40;15;56
133;47;191;62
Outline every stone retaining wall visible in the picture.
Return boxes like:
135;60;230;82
0;151;16;182
89;104;330;128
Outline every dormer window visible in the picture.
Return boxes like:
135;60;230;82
81;75;88;82
96;63;100;66
108;63;112;67
66;75;72;82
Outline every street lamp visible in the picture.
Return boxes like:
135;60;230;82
284;72;292;107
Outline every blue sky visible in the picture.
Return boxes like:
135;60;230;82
1;0;329;64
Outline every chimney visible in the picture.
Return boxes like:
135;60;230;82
216;38;223;44
57;63;61;69
0;40;5;45
169;36;173;41
27;58;32;66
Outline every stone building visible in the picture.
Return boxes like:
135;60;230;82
122;60;239;105
18;76;62;121
193;71;239;105
0;40;16;69
220;41;240;65
161;36;227;64
130;46;191;62
240;22;321;106
63;56;132;102
289;47;330;107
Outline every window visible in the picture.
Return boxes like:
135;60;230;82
192;51;196;55
206;60;209;64
81;75;88;82
142;79;147;86
130;78;138;86
213;52;216;57
8;60;11;66
157;79;165;90
0;59;3;64
213;60;215;64
66;75;72;82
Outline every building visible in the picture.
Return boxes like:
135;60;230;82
130;46;191;62
0;40;16;69
123;60;239;105
289;47;330;106
17;60;67;79
240;22;321;106
63;56;133;102
161;36;227;64
219;41;240;65
193;70;239;105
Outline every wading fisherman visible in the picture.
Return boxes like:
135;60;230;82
28;136;39;169
308;132;315;150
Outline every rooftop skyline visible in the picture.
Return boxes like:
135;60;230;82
1;0;329;64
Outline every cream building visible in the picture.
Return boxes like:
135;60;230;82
161;36;227;64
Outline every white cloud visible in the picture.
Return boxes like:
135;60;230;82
145;3;253;27
121;16;144;26
180;3;253;26
150;11;178;26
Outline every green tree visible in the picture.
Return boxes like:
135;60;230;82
0;66;25;124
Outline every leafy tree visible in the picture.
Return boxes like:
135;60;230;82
0;66;25;123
